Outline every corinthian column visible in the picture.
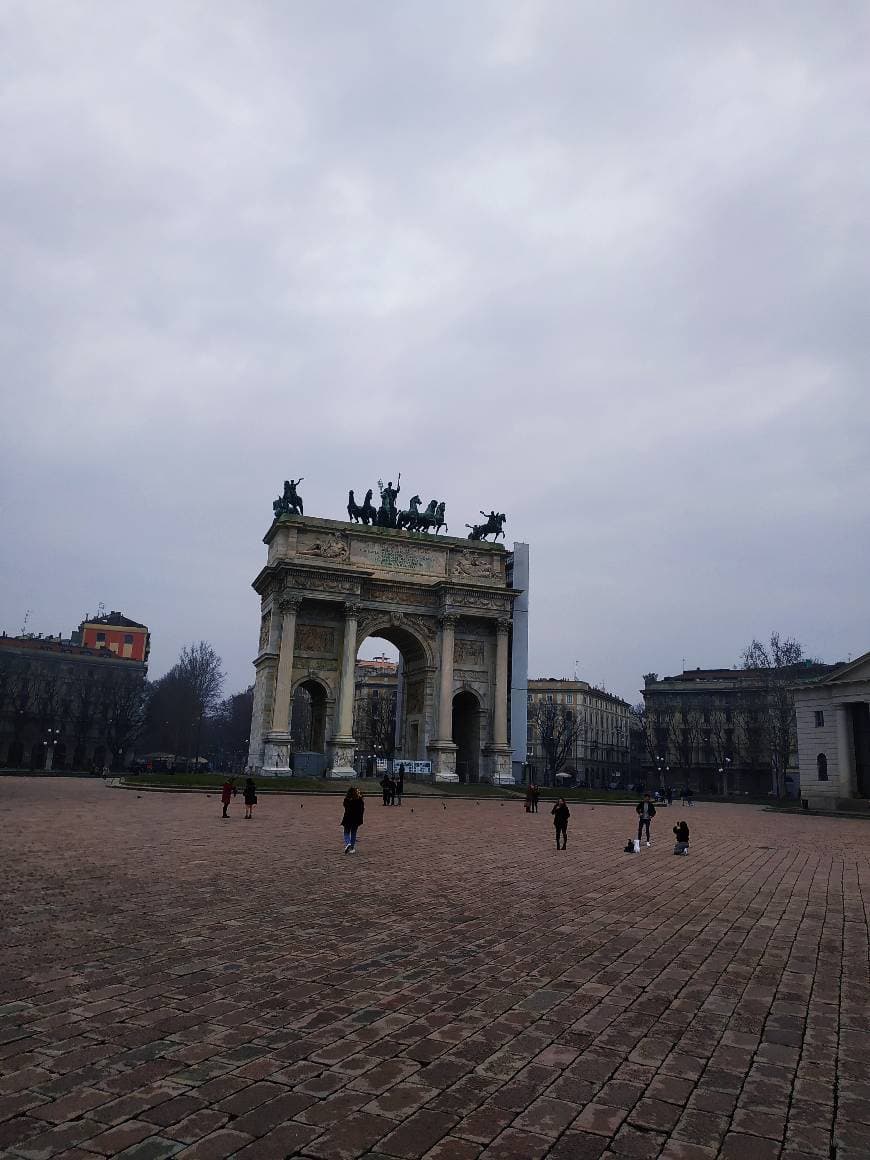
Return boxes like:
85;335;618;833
428;613;459;781
270;597;300;732
436;614;459;742
328;603;359;777
487;617;514;785
492;618;510;749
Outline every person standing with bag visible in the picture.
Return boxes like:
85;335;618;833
341;786;365;854
636;793;656;846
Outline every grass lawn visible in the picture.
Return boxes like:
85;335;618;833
123;773;642;801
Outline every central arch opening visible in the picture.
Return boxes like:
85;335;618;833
355;626;429;774
452;689;481;782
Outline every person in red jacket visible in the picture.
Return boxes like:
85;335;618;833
221;778;235;819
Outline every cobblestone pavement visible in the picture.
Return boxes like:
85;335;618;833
1;778;868;1160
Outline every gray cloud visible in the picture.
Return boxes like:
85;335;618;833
2;1;868;700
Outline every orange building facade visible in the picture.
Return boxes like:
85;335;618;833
77;612;150;662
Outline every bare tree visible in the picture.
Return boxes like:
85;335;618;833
631;702;660;783
140;642;225;766
208;686;254;772
104;670;147;769
741;632;814;797
530;700;585;782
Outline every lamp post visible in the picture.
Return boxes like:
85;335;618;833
43;726;61;772
722;755;732;795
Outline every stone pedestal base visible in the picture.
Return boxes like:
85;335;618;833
487;747;515;786
327;739;358;779
262;733;291;775
428;741;458;783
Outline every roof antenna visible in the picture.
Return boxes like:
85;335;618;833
21;609;32;635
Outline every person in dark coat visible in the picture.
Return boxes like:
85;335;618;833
388;776;397;806
531;785;540;813
243;777;257;819
636;793;656;846
673;819;690;855
341;786;365;853
396;765;405;806
380;773;391;806
551;798;571;850
525;784;533;813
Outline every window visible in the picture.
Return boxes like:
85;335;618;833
546;693;553;703
528;694;533;703
817;753;828;781
814;710;825;728
566;693;573;704
96;632;106;643
124;633;134;645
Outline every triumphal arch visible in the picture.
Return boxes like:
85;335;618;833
247;482;519;782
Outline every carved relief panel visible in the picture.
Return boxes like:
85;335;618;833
296;625;337;655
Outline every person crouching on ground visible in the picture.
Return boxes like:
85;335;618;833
243;777;257;819
673;819;690;855
636;793;656;846
221;777;235;819
341;786;365;854
551;798;570;850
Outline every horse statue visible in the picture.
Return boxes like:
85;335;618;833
273;477;304;518
466;510;506;541
407;499;436;533
396;495;422;530
347;488;377;525
433;502;447;534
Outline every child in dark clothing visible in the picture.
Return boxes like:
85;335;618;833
673;819;690;855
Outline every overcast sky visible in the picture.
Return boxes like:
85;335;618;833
2;2;868;704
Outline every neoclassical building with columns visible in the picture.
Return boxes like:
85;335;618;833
247;513;524;782
794;650;870;809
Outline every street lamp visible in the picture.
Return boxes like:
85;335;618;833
43;726;61;772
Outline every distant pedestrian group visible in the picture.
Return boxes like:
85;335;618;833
380;766;404;806
525;784;540;813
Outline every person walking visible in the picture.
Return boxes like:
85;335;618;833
341;786;365;853
686;787;694;807
666;786;674;806
551;798;570;850
243;777;257;819
396;765;405;806
636;793;656;846
531;784;540;814
381;773;391;806
525;783;533;813
220;777;235;819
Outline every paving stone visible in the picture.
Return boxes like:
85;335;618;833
3;784;869;1160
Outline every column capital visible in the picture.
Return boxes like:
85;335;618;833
495;617;512;635
344;602;360;620
279;595;302;614
440;613;460;630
